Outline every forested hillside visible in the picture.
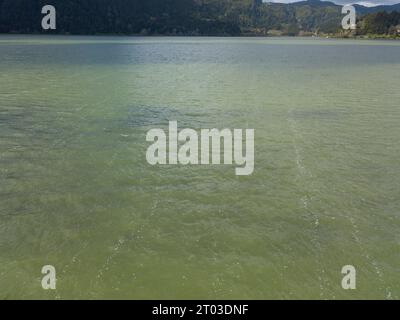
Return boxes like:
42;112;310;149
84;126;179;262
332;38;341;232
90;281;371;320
0;0;399;37
359;11;400;36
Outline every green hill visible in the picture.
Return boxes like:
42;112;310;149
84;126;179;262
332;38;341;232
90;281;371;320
0;0;399;37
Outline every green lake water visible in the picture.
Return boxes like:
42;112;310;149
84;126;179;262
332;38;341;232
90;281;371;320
0;36;399;299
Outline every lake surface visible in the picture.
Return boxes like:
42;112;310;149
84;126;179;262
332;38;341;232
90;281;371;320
0;36;399;299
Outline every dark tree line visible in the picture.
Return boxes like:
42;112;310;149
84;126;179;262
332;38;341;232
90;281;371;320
0;0;245;35
360;11;400;35
0;0;399;36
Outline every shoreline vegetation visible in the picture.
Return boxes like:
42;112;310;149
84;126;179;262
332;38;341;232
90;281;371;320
1;32;398;41
0;0;399;39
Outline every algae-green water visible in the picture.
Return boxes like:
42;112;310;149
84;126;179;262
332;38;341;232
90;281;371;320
0;36;399;299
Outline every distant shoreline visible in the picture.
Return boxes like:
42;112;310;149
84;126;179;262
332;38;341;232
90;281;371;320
0;33;399;40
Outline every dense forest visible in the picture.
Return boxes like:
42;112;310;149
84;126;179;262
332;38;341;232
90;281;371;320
0;0;399;37
359;11;400;36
